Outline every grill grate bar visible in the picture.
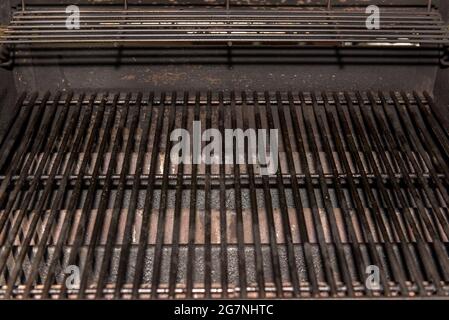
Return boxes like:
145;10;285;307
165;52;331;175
351;92;411;295
1;8;448;46
0;93;29;169
242;92;266;298
3;92;78;298
61;94;119;298
150;92;178;299
399;93;449;241
114;93;153;298
22;94;93;298
375;92;448;294
77;94;128;299
0;93;44;213
416;95;449;181
0;91;448;299
95;93;142;298
363;92;428;295
218;93;229;298
0;92;61;283
230;92;248;298
53;94;109;298
254;92;296;297
388;93;449;277
168;92;189;298
132;93;165;298
325;94;390;296
305;93;355;297
204;92;213;298
39;94;103;298
318;94;367;296
266;92;320;296
276;91;335;296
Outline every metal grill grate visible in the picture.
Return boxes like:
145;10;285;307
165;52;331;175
0;90;448;299
1;8;448;46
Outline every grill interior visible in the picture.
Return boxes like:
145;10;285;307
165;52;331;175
0;90;448;299
0;0;448;300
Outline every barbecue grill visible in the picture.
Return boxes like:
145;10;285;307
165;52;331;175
0;0;448;300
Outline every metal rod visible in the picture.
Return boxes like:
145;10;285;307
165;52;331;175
0;92;53;238
349;92;410;296
306;93;355;297
330;93;392;296
6;23;446;30
218;92;229;298
242;92;265;298
3;92;76;298
0;93;42;211
0;92;35;172
377;92;448;294
167;92;188;298
423;92;449;137
252;91;285;297
23;94;92;298
150;91;177;299
3;9;445;46
362;92;430;296
96;94;143;298
405;93;449;212
0;92;27;155
77;94;128;299
11;10;439;18
390;93;449;282
40;94;104;299
0;91;63;280
419;92;449;156
186;92;201;298
114;93;153;298
4;28;445;37
204;91;213;298
230;91;248;298
317;93;367;296
1;38;444;45
132;93;166;298
282;91;338;296
59;94;118;298
264;91;319;296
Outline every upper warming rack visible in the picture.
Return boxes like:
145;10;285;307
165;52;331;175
0;6;448;47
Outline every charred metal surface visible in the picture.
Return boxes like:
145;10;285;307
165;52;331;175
0;91;448;299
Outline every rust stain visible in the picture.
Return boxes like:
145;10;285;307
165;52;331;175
144;71;188;84
121;74;136;81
